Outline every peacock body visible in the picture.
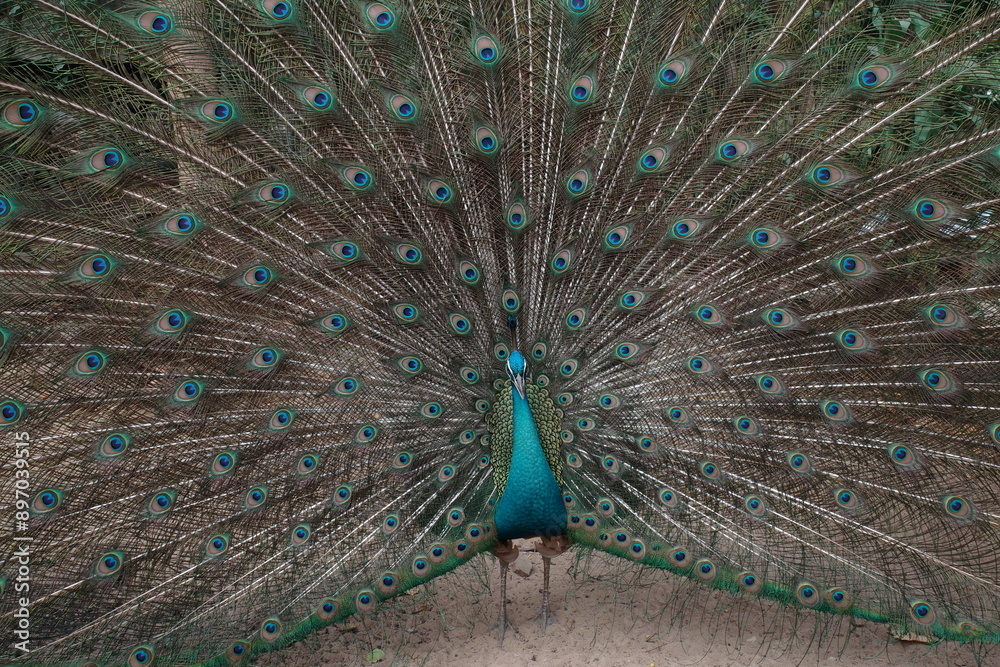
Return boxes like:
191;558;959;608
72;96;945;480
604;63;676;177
1;0;999;665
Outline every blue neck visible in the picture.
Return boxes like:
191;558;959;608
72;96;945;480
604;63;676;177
494;386;567;540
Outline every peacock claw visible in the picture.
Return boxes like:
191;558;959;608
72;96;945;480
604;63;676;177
489;616;519;647
533;604;558;634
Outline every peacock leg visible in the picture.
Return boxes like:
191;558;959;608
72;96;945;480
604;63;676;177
490;540;520;646
533;534;570;634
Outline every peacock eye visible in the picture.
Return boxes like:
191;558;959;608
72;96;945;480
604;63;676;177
669;218;705;241
258;182;289;203
163;213;199;237
569;74;594;103
566;168;591;196
810;164;846;187
506;202;529;231
4;99;39;126
753;59;787;83
551;247;574;274
857;65;893;89
638;146;668;172
137;11;173;34
473;35;500;64
201;100;233;123
302;86;333;110
749;226;785;250
658;58;689;87
90;149;123;171
388;93;417;120
261;0;293;20
243;265;273;287
475;126;499;153
342;167;372;190
717;139;751;161
695;304;724;327
366;3;395;29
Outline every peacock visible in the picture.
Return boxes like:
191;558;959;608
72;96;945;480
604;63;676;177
1;0;999;665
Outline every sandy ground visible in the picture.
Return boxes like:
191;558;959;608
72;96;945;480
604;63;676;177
257;540;996;667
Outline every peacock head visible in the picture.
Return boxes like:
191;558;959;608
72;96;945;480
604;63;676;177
507;350;527;398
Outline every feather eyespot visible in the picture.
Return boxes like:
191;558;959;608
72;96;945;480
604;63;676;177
72;350;107;376
128;647;155;667
388;94;417;120
31;489;62;513
820;399;851;423
227;641;250;661
137;11;172;34
332;484;352;505
97;432;130;458
201;100;233;123
737;571;763;593
342;167;372;190
658;487;680;509
658;58;689;87
506;202;529;231
857;65;893;90
638;146;668;172
392;303;420;323
598;394;621;410
392;451;413;470
618;290;647;310
694;304;724;327
909;601;936;625
205;534;230;557
670;218;704;241
695;559;717;581
576;417;595;432
174;379;203;403
296;454;319;475
787;451;812;474
834;253;875;279
3;99;39;127
796;583;821;607
551;247;574;274
826;587;852;612
604;225;631;250
637;435;656;452
249;347;281;370
734;416;760;436
260;618;283;641
666;406;691;425
473;35;500;64
924;304;964;329
744;495;767;517
163;213;199;237
530;341;548;359
762;307;797;331
717;139;751;161
565;0;592;14
245;486;268;509
919;368;957;394
559;358;579;376
500;288;522;314
752;59;787;83
393;243;423;265
421;402;443;418
261;0;292;20
427;179;454;204
699;461;721;480
318;599;340;621
267;408;295;431
474;398;490;413
457;260;481;286
834;488;862;511
613;341;639;360
836;329;872;353
356;590;377;613
566;168;591;196
749;226;785;250
493;342;510;360
332;376;360;397
569;74;595;104
319;312;350;335
756;373;785;396
0;195;11;218
242;265;274;288
209;451;236;476
89;148;124;172
474;126;499;153
911;198;951;223
258;183;289;203
78;254;115;280
887;444;919;470
366;4;395;30
448;313;472;335
810;164;847;187
686;356;715;375
942;495;974;520
147;490;175;517
302;86;333;110
290;524;311;545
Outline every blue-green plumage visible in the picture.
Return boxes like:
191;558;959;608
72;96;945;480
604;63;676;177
494;353;567;540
